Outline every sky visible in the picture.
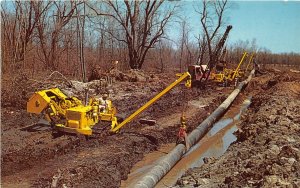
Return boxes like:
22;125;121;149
2;0;299;54
177;1;300;54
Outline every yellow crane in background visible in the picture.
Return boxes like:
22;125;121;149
210;52;248;86
244;53;255;73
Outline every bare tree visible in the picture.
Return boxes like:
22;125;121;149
178;18;194;71
1;1;51;71
75;2;87;82
154;39;174;73
178;19;187;72
87;0;178;69
196;0;229;69
183;26;194;68
196;34;207;65
36;1;81;70
157;40;164;73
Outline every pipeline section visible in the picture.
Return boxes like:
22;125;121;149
133;70;255;188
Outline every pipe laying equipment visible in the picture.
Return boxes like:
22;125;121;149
27;72;192;136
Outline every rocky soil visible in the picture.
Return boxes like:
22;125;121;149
175;70;300;187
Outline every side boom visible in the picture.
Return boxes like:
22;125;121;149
245;53;254;73
229;51;248;81
111;72;191;132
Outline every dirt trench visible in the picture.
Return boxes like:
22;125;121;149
1;72;230;187
175;70;300;187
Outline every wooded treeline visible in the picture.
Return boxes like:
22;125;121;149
1;0;299;81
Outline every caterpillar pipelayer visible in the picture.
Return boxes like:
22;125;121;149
27;72;191;136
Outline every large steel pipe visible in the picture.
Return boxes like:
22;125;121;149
133;70;255;188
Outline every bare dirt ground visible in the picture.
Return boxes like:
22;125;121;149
1;70;231;187
175;69;300;187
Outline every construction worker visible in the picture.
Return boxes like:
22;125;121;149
99;94;109;113
176;115;190;150
216;60;226;73
254;58;263;76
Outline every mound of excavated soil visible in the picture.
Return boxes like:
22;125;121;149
175;71;300;187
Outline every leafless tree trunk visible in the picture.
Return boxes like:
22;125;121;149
196;34;207;65
76;2;87;82
1;1;51;71
36;1;80;70
197;0;229;69
179;24;185;72
184;32;193;67
157;40;164;73
87;0;178;69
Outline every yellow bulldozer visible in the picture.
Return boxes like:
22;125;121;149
27;88;118;135
27;72;192;136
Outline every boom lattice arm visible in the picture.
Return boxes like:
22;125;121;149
231;52;248;80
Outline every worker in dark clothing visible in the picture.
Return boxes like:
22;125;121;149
253;58;263;76
176;115;190;150
216;59;227;73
